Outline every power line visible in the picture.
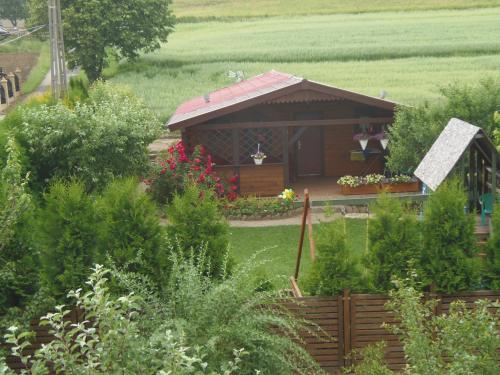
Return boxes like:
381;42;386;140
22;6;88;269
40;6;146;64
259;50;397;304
0;25;47;47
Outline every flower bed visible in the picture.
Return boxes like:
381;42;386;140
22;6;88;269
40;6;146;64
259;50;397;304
338;174;419;195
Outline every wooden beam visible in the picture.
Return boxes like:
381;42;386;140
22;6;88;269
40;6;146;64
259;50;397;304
294;189;309;280
282;127;290;186
288;126;308;147
289;276;303;298
197;117;394;130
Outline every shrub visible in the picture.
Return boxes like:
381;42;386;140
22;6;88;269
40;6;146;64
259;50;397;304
421;180;478;293
13;81;162;191
166;184;231;278
0;265;249;374
162;251;321;374
348;277;500;374
305;219;364;295
96;177;169;289
367;194;422;291
147;141;238;204
485;202;500;289
37;180;100;301
387;78;500;173
221;195;295;218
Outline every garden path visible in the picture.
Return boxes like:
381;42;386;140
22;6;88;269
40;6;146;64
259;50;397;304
228;212;369;227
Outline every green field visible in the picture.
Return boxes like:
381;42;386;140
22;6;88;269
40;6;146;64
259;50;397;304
172;0;500;20
228;220;368;290
108;6;500;121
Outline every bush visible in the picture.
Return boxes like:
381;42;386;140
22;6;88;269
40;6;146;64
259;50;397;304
166;184;231;278
485;202;500;289
0;265;250;374
421;180;479;293
147;141;238;204
347;277;499;374
221;195;296;218
367;194;422;291
305;219;364;295
13;81;162;192
162;251;321;374
96;177;169;289
387;78;500;173
37;180;101;301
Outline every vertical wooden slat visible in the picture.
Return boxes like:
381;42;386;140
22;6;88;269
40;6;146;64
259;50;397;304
337;293;345;367
343;288;352;367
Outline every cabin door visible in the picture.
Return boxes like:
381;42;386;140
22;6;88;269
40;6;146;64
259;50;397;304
297;126;322;176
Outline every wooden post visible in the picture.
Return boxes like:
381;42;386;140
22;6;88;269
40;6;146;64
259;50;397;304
307;200;316;261
1;77;10;105
294;189;309;280
8;73;17;99
342;289;352;366
282;127;289;186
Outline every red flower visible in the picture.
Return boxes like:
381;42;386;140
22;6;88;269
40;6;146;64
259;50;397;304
194;158;201;164
198;173;206;183
230;185;238;191
228;192;237;201
160;168;166;175
204;167;213;175
169;163;176;170
229;175;239;183
191;165;201;171
168;146;174;154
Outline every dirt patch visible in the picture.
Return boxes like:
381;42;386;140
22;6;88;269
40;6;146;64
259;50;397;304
0;52;39;82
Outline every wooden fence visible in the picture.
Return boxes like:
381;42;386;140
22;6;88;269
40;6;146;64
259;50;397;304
3;290;499;373
284;289;500;374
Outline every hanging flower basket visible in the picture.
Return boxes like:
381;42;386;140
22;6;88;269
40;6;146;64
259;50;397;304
251;143;266;165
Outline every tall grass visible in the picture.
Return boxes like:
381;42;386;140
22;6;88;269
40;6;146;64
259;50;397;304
173;0;500;20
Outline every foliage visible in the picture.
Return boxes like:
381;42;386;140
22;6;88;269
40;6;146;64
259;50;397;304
337;174;385;187
167;184;231;278
305;219;365;295
494;111;500;150
384;276;499;375
13;81;162;191
387;174;412;184
366;194;422;292
342;342;392;375
388;78;500;173
0;0;27;27
221;195;295;218
421;180;478;293
147;141;239;204
484;202;500;289
28;0;175;81
0;265;250;374
0;137;30;251
162;250;321;374
36;180;100;301
96;177;169;290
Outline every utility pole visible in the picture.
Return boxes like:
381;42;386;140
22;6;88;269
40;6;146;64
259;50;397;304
48;0;68;99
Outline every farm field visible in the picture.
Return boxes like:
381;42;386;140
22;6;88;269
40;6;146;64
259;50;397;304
108;6;500;121
172;0;500;20
228;219;368;290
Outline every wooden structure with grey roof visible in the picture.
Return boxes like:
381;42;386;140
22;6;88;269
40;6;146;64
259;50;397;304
414;118;499;210
167;71;397;196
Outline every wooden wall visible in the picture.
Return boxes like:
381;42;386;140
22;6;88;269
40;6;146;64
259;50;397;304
239;164;284;196
323;126;384;178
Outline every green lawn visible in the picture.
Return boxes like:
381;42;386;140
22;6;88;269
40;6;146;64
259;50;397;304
108;7;500;121
173;0;500;20
228;219;368;290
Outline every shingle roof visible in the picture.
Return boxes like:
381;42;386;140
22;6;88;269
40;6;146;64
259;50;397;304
168;70;302;128
414;118;481;191
167;70;398;130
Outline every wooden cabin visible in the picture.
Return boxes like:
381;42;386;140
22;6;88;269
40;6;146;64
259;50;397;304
167;71;397;196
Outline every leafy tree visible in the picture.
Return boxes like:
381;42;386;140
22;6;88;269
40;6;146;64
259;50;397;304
367;194;422;291
13;81;162;192
167;184;231;279
305;219;364;296
96;177;169;289
0;0;27;27
37;180;100;301
387;78;500;173
421;180;479;293
28;0;175;81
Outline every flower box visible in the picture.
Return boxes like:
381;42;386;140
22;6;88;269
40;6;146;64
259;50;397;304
381;180;420;193
341;184;381;195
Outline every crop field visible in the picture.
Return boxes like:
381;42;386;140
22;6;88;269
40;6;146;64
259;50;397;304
172;0;500;20
109;6;500;121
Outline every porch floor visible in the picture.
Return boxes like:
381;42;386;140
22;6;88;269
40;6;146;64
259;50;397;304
290;176;425;206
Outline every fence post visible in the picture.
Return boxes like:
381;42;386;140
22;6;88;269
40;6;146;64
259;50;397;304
342;288;352;367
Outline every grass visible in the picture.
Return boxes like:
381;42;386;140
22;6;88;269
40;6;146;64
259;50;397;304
108;7;500;121
228;219;368;290
172;0;500;20
21;42;50;94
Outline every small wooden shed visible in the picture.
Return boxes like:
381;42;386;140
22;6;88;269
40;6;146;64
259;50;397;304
167;71;397;196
